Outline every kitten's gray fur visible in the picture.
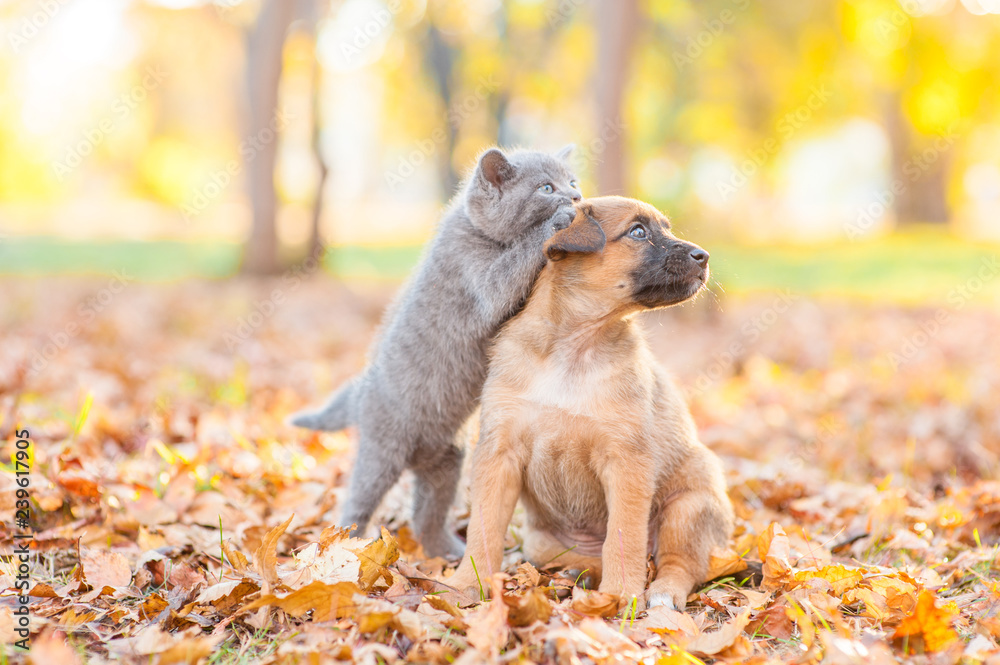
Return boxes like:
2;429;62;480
290;146;581;557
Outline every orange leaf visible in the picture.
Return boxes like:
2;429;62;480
241;580;361;622
570;587;619;619
253;514;294;588
706;546;749;581
891;590;958;654
758;523;792;590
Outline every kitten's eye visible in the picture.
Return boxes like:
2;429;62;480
628;224;647;240
569;180;579;189
538;183;554;194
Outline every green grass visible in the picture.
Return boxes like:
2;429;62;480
2;228;998;304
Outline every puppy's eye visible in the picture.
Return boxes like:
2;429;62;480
569;180;579;189
538;183;555;194
628;224;647;240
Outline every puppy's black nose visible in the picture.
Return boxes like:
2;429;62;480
690;248;709;265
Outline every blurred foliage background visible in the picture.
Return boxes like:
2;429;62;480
0;0;999;297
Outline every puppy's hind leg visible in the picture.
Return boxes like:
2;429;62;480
411;442;465;559
647;489;733;610
339;426;409;537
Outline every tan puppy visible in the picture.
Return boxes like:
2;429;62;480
447;196;733;610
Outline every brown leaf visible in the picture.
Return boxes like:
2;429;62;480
687;608;752;656
746;602;794;639
465;575;510;656
353;526;400;591
167;563;207;591
502;587;552;627
241;580;361;622
424;594;464;618
892;590;959;654
253;513;294;587
221;541;250;573
570;586;619;619
139;592;170;621
26;630;83;665
79;547;131;591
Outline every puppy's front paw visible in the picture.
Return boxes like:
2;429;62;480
645;577;691;611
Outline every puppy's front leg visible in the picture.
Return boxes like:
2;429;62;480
597;457;654;611
447;425;523;599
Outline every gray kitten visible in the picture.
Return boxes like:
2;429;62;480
291;146;581;557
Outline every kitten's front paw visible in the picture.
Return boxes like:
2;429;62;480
547;207;575;234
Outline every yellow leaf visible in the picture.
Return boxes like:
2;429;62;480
352;526;400;591
793;564;864;595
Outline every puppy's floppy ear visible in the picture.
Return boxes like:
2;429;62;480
545;207;606;261
554;144;575;162
477;148;516;190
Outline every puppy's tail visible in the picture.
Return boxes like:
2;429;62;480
288;377;359;432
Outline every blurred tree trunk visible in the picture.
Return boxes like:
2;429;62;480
242;0;296;275
425;21;459;199
302;0;329;259
594;0;638;195
885;92;950;225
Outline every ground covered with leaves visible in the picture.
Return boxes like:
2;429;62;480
2;277;1000;664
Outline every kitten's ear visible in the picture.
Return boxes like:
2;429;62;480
545;207;606;261
555;144;575;162
477;149;516;190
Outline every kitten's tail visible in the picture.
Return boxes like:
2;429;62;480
288;377;359;432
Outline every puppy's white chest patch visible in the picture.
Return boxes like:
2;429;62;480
521;358;611;415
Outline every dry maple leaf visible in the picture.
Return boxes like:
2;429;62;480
240;580;361;622
891;589;959;654
353;526;400;591
570;586;619;619
253;513;294;588
706;546;749;580
687;608;752;656
502;587;552;627
793;564;864;596
79;546;131;591
758;523;793;590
